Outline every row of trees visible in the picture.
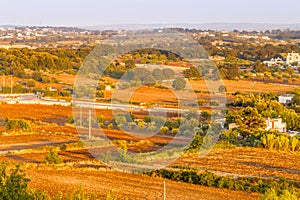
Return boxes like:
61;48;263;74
0;48;91;77
148;169;300;196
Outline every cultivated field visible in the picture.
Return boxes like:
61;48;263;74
25;166;259;200
176;147;300;181
0;98;298;199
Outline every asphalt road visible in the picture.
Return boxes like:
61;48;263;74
0;94;192;114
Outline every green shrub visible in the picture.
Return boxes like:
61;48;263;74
0;163;50;199
210;100;220;106
107;123;113;130
160;126;169;134
6;119;30;131
67;116;75;124
44;149;62;164
147;169;300;195
197;99;205;106
260;188;299;200
171;128;179;135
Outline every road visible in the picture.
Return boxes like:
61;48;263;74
0;93;197;114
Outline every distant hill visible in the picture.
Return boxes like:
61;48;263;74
82;23;300;31
3;23;300;31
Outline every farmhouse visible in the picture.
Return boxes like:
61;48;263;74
265;118;287;133
278;94;294;104
263;57;284;67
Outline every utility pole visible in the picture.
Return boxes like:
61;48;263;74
177;102;180;118
2;72;5;88
88;110;92;140
164;180;166;200
10;75;13;95
80;106;82;127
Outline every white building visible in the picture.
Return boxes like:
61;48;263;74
266;118;287;133
278;94;294;104
286;52;300;65
263;57;284;67
288;131;299;137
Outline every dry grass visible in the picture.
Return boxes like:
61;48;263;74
0;104;114;125
190;79;298;94
25;167;258;200
176;147;300;181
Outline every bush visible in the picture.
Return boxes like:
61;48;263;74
171;128;179;135
261;133;300;152
67;116;74;124
107;123;113;130
44;149;62;164
260;188;299;200
197;99;206;106
0;163;50;199
97;115;106;127
210;100;220;106
162;68;175;79
6;119;30;131
160;126;169;134
172;78;186;90
218;85;227;93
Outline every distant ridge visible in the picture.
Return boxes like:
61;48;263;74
82;23;300;31
2;23;300;31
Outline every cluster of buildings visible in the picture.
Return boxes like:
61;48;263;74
264;52;300;68
229;118;298;137
229;94;299;137
0;26;98;40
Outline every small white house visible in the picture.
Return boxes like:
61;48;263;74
266;118;287;133
278;94;294;104
263;57;284;67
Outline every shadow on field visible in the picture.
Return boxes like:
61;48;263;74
5;154;39;163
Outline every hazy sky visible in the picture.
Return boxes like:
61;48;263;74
0;0;300;26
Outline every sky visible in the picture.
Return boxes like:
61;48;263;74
0;0;300;26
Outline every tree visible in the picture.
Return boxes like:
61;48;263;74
152;68;164;81
292;94;300;105
172;78;186;90
144;75;156;86
0;163;49;199
162;68;175;79
218;85;227;93
254;61;270;73
281;110;300;131
236;107;266;130
31;71;42;82
125;59;136;69
133;68;151;80
260;188;298;200
284;67;294;76
27;79;36;88
225;64;240;80
183;67;202;79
